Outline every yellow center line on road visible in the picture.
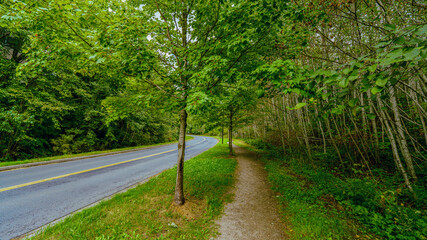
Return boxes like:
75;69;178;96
0;148;176;193
0;137;207;193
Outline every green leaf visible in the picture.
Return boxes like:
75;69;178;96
375;77;388;87
352;106;360;116
367;113;376;120
348;99;358;107
348;73;359;81
414;24;427;36
384;24;396;31
338;78;349;88
367;64;377;73
331;105;346;115
322;93;330;100
342;68;352;75
371;86;383;95
375;40;392;48
421;49;427;59
385;48;403;60
287;102;307;110
367;74;377;80
403;48;421;61
394;36;406;45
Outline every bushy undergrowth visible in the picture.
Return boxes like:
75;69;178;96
240;139;426;240
290;162;425;240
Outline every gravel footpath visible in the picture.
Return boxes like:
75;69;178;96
215;145;286;240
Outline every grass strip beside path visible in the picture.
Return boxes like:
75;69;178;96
0;136;194;168
30;137;236;240
233;139;376;240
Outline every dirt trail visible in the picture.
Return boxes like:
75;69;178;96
215;145;286;240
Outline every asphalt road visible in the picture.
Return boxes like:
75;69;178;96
0;135;217;240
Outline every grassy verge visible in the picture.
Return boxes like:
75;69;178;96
0;136;194;168
30;137;236;240
233;139;378;240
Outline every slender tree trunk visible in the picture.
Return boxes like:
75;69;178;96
296;98;312;162
272;98;286;156
390;86;417;181
229;108;233;155
315;107;327;153
360;92;368;140
318;120;327;154
253;125;257;139
174;108;187;205
377;95;416;198
283;96;291;140
221;126;224;144
326;117;344;166
367;91;380;162
410;82;427;144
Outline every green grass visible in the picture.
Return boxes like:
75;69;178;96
30;137;236;240
236;138;427;240
0;136;194;168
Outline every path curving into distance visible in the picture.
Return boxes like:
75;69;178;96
0;135;217;240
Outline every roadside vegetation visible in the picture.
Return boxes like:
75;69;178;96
29;139;236;240
235;139;425;240
0;136;194;168
1;0;425;237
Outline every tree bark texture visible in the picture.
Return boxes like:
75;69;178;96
174;108;187;205
229;108;233;156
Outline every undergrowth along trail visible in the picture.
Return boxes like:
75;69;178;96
234;139;426;240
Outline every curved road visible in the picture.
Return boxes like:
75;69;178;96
0;135;217;240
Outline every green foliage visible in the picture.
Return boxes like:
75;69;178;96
0;108;34;160
254;20;426;117
0;0;288;163
244;139;426;240
0;14;177;161
0;58;16;84
264;160;365;239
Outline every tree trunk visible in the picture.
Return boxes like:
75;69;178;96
377;95;416;198
174;108;187;205
390;86;417;181
367;90;380;162
174;7;189;206
229;108;233;156
295;98;312;162
318;120;327;154
272;98;286;156
221;126;224;144
326;116;344;166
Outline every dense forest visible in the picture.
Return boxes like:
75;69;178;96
0;9;179;161
1;0;426;238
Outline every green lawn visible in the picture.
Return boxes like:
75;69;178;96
0;136;194;168
30;137;236;240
